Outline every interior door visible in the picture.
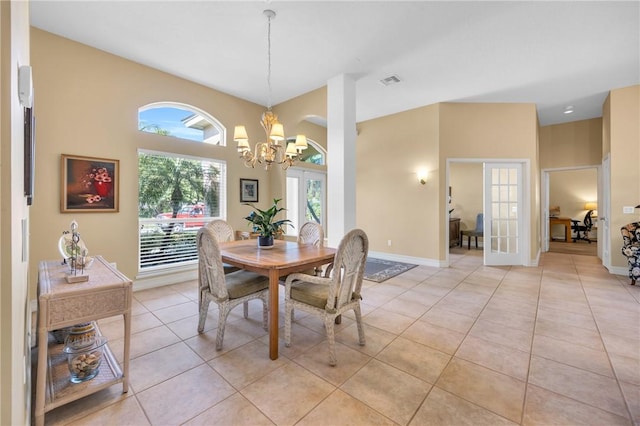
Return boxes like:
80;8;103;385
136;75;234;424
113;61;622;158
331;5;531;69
484;163;524;265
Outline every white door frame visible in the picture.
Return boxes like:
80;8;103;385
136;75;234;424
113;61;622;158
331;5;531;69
540;164;601;259
446;158;531;266
286;167;327;236
600;156;611;269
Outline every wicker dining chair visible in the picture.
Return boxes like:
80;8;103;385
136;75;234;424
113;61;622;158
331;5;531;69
197;226;269;350
205;219;240;274
284;228;369;366
297;221;326;275
298;221;324;246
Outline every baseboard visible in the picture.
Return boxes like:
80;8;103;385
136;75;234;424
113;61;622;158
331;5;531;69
606;265;629;278
134;267;198;291
367;251;444;267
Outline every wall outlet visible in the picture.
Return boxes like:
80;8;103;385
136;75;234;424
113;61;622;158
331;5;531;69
623;206;635;214
387;240;392;247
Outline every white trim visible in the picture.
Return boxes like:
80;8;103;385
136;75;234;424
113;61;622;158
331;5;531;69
134;265;198;291
447;157;531;267
367;251;445;268
541;164;601;256
607;265;629;277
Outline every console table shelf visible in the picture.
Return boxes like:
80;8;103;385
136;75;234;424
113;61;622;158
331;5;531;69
44;326;122;411
35;256;132;426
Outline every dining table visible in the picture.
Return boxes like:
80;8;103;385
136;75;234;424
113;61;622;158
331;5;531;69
219;239;336;360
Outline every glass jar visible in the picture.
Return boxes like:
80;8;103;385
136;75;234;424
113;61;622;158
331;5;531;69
64;336;107;383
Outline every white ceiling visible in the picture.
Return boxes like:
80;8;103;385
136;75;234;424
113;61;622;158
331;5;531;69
30;1;639;126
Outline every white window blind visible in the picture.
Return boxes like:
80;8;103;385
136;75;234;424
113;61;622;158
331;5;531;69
138;150;226;272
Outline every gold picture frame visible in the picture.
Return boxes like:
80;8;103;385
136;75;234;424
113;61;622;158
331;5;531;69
61;154;119;213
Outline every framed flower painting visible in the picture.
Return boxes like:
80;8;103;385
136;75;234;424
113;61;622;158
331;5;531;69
61;154;119;212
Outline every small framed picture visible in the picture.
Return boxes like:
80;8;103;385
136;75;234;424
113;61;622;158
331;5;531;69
61;154;119;212
240;178;259;203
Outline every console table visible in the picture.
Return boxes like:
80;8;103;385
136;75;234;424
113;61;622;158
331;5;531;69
34;256;132;426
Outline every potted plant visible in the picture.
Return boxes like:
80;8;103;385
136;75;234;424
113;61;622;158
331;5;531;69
243;198;293;248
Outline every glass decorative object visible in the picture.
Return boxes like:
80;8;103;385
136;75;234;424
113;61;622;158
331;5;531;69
64;335;107;383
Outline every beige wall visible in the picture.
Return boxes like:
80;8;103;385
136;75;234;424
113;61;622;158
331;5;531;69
29;28;299;290
538;118;602;240
356;101;540;265
539;118;603;169
439;102;540;263
449;162;483;231
356;104;440;260
607;85;640;271
1;2;31;424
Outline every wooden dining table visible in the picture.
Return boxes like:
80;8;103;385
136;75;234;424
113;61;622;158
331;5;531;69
219;239;336;360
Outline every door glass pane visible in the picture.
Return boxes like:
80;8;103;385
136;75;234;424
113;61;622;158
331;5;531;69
305;179;323;224
489;167;519;255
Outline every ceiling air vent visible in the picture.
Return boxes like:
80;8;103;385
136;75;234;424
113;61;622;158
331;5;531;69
379;75;401;86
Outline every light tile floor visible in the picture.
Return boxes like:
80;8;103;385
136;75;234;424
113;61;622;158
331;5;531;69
41;249;640;425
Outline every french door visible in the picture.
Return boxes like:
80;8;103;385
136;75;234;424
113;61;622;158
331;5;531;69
484;162;524;265
286;169;326;236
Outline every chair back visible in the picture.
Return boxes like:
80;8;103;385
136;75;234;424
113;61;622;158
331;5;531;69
475;213;484;232
197;227;228;300
584;211;594;231
298;221;324;247
621;222;640;248
205;219;235;243
326;229;369;312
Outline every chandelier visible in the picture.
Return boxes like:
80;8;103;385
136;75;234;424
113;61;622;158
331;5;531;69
234;9;308;170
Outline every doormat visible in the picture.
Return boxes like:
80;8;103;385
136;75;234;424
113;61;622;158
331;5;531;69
363;258;418;283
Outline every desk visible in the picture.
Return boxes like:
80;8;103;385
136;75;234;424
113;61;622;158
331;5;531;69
35;256;132;426
220;239;336;360
549;217;572;242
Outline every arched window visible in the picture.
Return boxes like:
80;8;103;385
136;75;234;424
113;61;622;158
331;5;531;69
287;138;325;165
138;102;226;145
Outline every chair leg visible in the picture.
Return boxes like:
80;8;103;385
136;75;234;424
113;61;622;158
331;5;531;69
284;303;293;347
324;316;337;366
468;235;471;250
243;301;249;319
197;295;210;333
354;305;366;347
474;236;478;249
216;304;231;351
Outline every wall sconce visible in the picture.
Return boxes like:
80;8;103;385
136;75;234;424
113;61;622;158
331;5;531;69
417;169;427;185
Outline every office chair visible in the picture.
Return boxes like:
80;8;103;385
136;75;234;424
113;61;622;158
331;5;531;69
571;210;594;243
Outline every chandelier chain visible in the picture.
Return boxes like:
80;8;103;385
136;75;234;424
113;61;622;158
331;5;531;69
266;12;272;110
